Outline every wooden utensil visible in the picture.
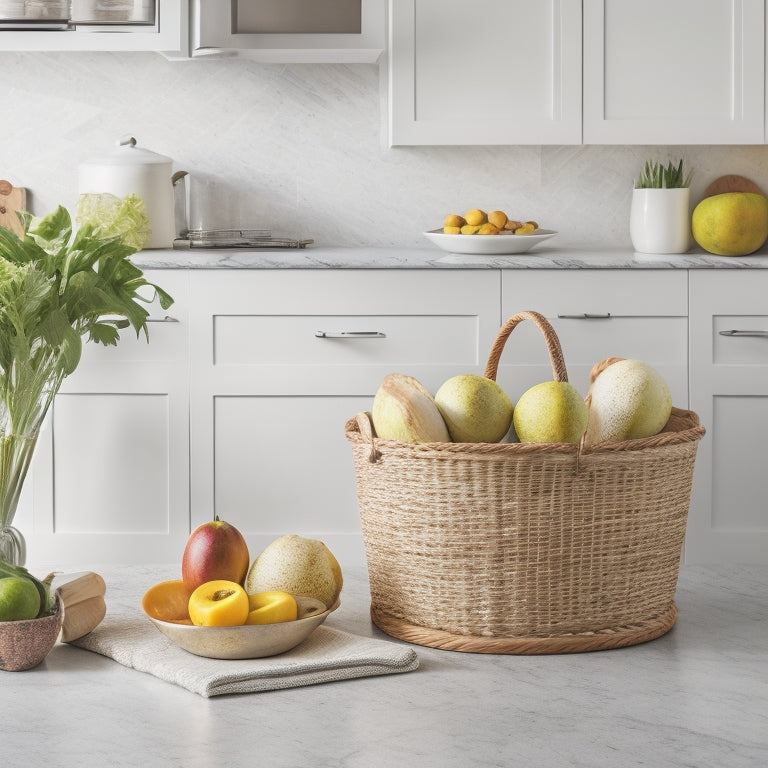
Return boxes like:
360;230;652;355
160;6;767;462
53;571;107;643
0;180;26;237
704;174;764;197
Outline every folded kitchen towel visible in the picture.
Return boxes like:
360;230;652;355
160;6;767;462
70;612;419;698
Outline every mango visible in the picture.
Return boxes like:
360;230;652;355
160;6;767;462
692;192;768;256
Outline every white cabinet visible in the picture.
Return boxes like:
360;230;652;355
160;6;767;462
0;0;188;55
16;271;190;567
187;269;501;565
499;270;689;406
688;271;768;564
387;0;582;146
191;0;385;62
388;0;765;145
583;0;765;144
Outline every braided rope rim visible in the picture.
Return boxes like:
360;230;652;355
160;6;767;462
370;603;678;655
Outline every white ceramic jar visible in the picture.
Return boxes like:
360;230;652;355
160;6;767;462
629;187;692;255
78;137;179;249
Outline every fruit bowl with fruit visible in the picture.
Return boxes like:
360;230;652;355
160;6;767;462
424;209;557;255
142;581;338;660
142;522;344;659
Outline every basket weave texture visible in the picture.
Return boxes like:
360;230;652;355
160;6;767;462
345;311;705;654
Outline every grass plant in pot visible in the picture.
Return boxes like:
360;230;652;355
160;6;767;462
0;195;172;566
630;159;693;254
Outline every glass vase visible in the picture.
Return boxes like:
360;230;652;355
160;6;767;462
0;364;63;567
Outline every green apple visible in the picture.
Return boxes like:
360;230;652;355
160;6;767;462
435;374;513;443
0;576;41;622
513;381;588;443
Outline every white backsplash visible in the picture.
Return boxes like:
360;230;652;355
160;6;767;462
3;51;768;248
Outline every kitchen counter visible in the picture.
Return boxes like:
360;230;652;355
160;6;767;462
132;244;768;270
5;563;767;768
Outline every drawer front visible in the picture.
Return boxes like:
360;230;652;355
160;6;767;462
502;269;688;318
190;269;502;394
214;314;480;367
712;315;768;365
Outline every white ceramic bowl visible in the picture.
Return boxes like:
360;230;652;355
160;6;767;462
424;228;557;255
145;596;338;659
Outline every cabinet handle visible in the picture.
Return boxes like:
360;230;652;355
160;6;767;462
557;313;612;320
147;315;180;323
315;331;386;338
719;329;768;338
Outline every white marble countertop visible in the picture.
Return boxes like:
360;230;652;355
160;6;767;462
5;562;767;768
132;243;768;270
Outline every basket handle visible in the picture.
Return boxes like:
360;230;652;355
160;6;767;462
483;311;569;383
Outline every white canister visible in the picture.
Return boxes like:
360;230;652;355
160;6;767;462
629;187;692;255
78;136;178;249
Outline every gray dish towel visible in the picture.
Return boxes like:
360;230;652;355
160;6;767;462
71;612;419;697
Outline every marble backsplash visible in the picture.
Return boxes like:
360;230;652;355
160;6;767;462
3;51;768;248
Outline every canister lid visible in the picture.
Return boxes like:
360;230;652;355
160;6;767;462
80;136;172;167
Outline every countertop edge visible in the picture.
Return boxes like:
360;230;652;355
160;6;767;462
130;245;768;270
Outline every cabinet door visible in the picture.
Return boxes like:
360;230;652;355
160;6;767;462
15;271;190;568
689;271;768;564
500;270;689;406
192;0;385;62
188;269;501;566
388;0;582;145
583;0;765;144
0;0;188;55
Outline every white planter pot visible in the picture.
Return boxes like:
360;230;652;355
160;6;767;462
630;187;691;254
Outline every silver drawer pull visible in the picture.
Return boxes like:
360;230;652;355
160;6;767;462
315;331;387;339
557;313;612;319
719;329;768;338
147;315;180;323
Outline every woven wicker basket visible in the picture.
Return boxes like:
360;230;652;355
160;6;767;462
345;311;705;654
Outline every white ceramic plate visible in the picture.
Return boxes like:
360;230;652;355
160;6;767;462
424;229;557;255
146;596;339;659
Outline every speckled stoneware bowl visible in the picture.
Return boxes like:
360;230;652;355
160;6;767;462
145;596;339;660
0;600;62;672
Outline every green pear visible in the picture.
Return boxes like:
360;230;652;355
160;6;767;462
513;381;588;443
435;374;513;443
585;359;672;444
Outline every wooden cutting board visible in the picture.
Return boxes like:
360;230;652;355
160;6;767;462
704;174;764;197
0;180;26;236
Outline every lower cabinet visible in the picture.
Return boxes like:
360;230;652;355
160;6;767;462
688;271;768;564
17;266;767;566
17;271;190;567
187;269;502;565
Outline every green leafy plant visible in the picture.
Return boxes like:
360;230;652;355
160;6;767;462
0;203;173;539
635;159;692;189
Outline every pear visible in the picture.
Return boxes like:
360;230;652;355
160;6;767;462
434;374;513;443
585;359;672;444
513;381;588;443
371;373;449;443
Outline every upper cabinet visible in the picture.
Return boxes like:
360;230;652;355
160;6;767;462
0;0;188;56
583;0;765;144
388;0;767;146
191;0;385;63
387;0;582;146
